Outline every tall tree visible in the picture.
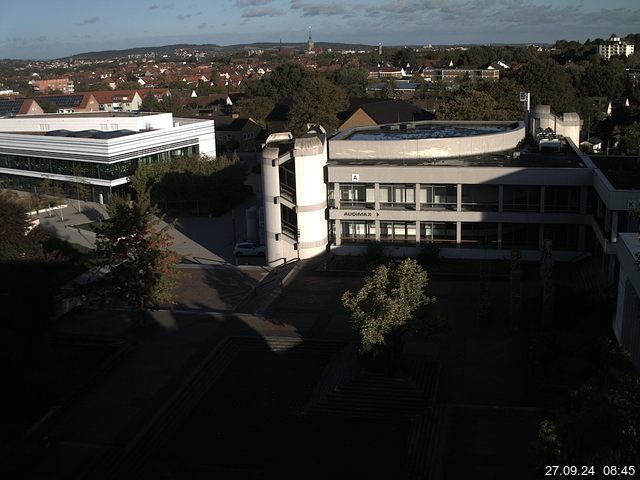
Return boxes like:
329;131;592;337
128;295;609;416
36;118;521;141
93;188;180;311
286;76;347;135
0;192;48;262
342;258;435;356
514;57;577;113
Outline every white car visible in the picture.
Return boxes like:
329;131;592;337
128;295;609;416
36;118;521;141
233;242;266;257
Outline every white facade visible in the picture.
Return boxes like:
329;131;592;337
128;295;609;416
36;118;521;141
262;131;328;263
614;233;640;368
0;112;215;201
598;35;635;60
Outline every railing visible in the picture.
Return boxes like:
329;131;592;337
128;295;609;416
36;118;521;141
253;257;300;296
339;200;375;209
420;202;456;210
461;202;499;212
340;235;376;243
379;202;416;210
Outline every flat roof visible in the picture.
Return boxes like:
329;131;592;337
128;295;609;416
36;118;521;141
332;120;519;141
590;156;640;190
328;141;586;168
4;112;158;119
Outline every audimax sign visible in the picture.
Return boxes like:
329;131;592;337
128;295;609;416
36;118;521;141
343;211;379;217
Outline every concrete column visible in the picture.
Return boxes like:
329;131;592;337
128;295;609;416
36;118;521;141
415;183;421;211
456;221;462;247
456;183;462;212
540;186;545;214
605;207;611;233
375;219;380;241
579;186;587;214
335;219;341;246
498;185;504;213
415;220;421;246
374;183;380;210
597;197;603;219
497;223;503;249
334;182;340;209
611;211;619;243
608;254;616;283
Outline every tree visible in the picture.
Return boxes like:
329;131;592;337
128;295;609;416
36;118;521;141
236;95;275;127
139;91;160;112
437;90;500;121
620;122;640;155
93;188;180;311
0;191;48;262
342;258;435;357
514;57;577;113
286;76;347;135
333;66;369;97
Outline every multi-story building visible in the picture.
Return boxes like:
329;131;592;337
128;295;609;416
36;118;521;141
598;34;635;60
261;107;640;367
91;90;144;112
31;77;75;94
0;112;215;202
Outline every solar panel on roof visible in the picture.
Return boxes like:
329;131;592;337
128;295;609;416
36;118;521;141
0;99;25;115
42;95;83;109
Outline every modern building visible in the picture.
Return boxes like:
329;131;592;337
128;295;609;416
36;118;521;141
598;34;635;60
0;112;215;202
261;106;640;366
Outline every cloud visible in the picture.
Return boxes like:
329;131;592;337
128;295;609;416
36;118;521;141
79;17;100;25
290;0;302;9
176;13;193;20
149;4;160;10
236;0;274;6
241;6;282;17
197;23;208;30
300;3;347;16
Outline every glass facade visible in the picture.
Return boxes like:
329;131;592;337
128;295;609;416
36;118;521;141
380;221;416;243
461;222;499;248
340;221;376;243
0;145;198;182
503;185;540;212
279;158;296;203
0;173;125;203
502;223;539;250
339;183;375;208
543;224;580;251
461;185;499;212
544;186;580;213
379;184;415;209
420;184;457;210
420;222;457;245
280;204;298;240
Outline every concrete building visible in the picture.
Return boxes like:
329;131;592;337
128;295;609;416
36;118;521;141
598;34;635;60
0;112;215;202
31;77;75;94
261;107;640;367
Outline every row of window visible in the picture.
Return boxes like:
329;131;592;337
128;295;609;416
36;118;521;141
337;220;580;250
0;146;198;181
329;183;582;213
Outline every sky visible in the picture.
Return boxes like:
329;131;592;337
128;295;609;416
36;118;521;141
1;0;639;59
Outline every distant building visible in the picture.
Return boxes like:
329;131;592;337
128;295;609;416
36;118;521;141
214;117;264;153
338;99;433;132
31;77;74;94
39;93;100;113
89;90;144;112
0;98;44;116
422;67;499;82
598;34;635;60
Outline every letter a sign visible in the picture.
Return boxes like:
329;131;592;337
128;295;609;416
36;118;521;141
351;173;360;182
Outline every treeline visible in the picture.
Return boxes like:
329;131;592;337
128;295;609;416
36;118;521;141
131;155;250;216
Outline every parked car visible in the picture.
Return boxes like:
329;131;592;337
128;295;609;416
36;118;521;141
233;242;265;257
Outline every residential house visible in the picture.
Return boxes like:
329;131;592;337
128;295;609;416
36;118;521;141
337;98;433;132
214;116;264;153
0;98;44;116
90;90;144;112
39;93;100;113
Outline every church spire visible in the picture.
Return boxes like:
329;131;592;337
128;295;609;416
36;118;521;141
307;27;314;52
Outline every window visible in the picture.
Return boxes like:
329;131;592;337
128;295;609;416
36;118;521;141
544;186;580;213
340;183;374;208
379;184;415;209
380;222;416;243
281;205;297;240
503;185;540;212
461;185;499;212
461;223;499;248
502;223;539;250
543;224;579;251
279;158;296;202
341;221;376;243
420;184;456;210
421;222;457;245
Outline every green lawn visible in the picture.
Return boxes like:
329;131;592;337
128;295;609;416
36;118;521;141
157;350;409;479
